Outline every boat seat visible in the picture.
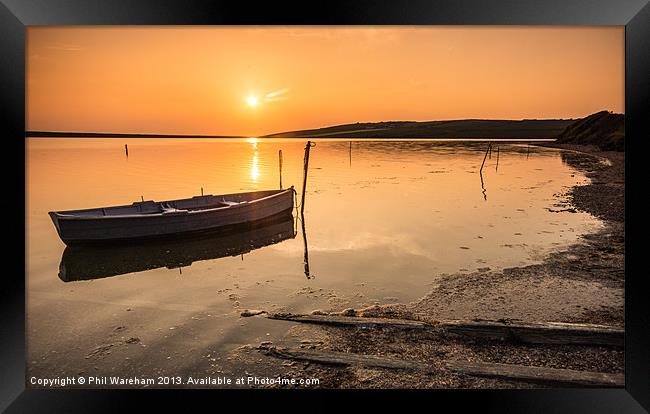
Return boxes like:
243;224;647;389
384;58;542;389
221;198;248;206
161;202;188;214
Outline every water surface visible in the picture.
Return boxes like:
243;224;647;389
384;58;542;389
26;138;602;378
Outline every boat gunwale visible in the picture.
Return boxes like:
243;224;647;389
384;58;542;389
50;187;294;220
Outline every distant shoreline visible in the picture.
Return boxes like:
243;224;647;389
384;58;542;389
263;118;574;139
25;117;575;139
26;112;623;141
25;131;240;138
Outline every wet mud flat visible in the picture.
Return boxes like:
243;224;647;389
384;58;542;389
234;144;625;388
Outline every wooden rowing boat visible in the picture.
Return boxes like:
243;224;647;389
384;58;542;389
49;187;294;245
58;213;296;281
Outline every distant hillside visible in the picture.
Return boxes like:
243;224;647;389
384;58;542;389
555;111;624;151
263;119;574;139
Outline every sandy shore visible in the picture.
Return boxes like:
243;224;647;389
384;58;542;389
235;143;625;388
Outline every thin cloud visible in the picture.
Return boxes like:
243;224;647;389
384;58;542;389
44;44;85;51
264;88;290;102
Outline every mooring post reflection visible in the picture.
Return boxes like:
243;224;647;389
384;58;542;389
496;145;500;172
349;141;352;167
480;169;488;201
301;210;312;279
479;142;491;201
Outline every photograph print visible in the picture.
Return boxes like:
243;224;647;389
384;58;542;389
26;26;625;389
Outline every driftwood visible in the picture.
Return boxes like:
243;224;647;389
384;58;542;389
267;313;428;330
262;346;624;386
267;313;623;347
439;320;623;347
263;346;429;371
447;360;624;387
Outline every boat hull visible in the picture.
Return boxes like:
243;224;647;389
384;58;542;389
49;189;295;245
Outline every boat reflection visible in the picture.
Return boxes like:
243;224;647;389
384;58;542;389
58;213;296;282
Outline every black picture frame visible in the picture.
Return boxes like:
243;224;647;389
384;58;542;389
2;0;648;412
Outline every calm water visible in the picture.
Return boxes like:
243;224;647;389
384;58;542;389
26;138;602;376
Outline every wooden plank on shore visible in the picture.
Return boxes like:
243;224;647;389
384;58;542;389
267;313;429;330
263;346;430;371
440;320;623;347
266;314;623;346
447;360;624;387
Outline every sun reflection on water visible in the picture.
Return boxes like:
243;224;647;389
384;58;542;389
249;138;260;182
251;153;259;182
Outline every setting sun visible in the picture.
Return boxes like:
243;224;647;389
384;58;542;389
247;96;259;107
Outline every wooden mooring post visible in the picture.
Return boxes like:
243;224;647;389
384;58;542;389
301;141;314;215
480;143;491;172
278;149;283;189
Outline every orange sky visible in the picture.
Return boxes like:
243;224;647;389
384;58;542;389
27;26;624;136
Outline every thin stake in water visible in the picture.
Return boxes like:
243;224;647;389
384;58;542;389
480;143;491;172
279;149;283;189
